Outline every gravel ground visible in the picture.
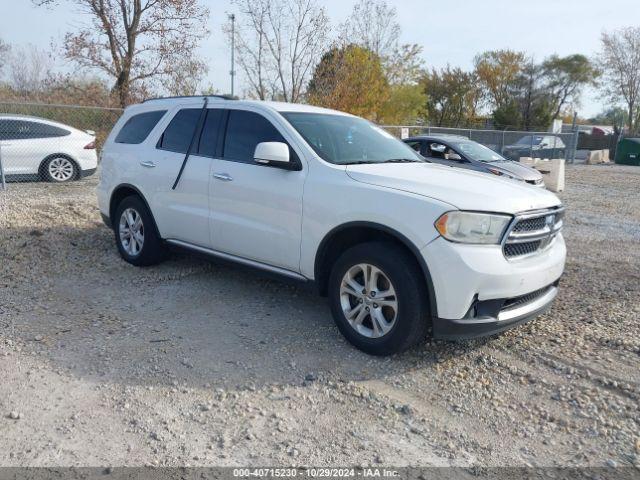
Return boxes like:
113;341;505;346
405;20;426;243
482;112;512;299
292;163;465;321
0;164;639;468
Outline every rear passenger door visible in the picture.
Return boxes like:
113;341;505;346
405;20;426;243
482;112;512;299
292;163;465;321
208;108;306;272
139;107;223;248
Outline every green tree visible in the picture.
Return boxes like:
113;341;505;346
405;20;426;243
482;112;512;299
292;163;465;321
379;84;426;125
307;44;389;120
474;49;528;111
541;54;599;119
420;66;481;127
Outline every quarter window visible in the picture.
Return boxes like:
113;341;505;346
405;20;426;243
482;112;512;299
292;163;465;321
157;109;201;154
115;110;166;144
223;110;288;164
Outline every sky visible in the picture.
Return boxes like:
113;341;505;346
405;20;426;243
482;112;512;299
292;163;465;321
1;0;639;116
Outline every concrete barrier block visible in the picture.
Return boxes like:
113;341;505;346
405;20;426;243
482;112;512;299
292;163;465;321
586;150;603;165
519;157;537;166
523;158;565;192
602;149;610;163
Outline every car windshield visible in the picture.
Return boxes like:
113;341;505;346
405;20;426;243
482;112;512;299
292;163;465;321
449;141;506;163
516;135;544;145
281;112;423;165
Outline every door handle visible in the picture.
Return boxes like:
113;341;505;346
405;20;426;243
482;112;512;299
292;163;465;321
213;173;233;182
140;160;156;168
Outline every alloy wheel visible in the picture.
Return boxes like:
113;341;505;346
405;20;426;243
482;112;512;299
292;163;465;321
47;157;75;182
119;208;145;256
339;263;398;339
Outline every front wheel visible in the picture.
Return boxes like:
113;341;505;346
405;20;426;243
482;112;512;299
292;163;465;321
114;196;166;266
328;242;430;356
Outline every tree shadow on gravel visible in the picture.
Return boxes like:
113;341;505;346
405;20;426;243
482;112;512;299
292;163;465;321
4;224;481;391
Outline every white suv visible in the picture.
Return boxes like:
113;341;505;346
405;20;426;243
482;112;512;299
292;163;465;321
98;96;566;356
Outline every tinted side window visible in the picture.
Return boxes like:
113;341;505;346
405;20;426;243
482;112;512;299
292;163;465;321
223;110;287;163
0;120;70;140
115;110;166;144
197;109;224;157
157;109;201;154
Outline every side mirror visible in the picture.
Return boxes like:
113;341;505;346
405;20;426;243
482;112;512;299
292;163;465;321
254;142;290;167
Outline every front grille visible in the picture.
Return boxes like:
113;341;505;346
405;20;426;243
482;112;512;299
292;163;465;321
502;285;552;311
503;207;564;259
512;216;546;232
504;241;542;257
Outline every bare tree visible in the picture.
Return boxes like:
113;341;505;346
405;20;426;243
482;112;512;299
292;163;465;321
229;0;330;102
0;39;9;77
33;0;210;107
339;0;400;59
598;27;640;134
7;44;54;96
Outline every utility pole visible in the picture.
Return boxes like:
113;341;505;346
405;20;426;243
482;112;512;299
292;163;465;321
229;13;236;97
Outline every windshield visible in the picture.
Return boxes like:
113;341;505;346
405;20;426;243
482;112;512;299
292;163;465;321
281;112;422;165
449;141;506;163
516;135;544;145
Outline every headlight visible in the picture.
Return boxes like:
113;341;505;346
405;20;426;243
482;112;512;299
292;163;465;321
435;211;512;244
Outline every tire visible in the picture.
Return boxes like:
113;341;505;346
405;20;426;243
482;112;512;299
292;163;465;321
114;195;166;266
328;241;430;356
42;156;77;183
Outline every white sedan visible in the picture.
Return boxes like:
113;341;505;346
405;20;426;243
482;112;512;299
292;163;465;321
0;115;98;182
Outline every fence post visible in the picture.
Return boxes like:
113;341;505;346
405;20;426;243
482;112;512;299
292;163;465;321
0;143;6;191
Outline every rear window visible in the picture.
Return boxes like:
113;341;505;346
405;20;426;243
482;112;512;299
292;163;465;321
157;109;201;154
115;110;166;144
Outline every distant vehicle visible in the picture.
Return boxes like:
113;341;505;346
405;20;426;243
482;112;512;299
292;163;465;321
403;135;545;187
502;135;566;161
0;115;98;182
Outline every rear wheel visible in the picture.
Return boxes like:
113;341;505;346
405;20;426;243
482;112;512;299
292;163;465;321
43;156;77;182
328;242;430;356
114;196;165;266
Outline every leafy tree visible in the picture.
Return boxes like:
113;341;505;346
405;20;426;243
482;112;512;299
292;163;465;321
598;27;640;134
420;66;481;127
33;0;210;107
379;84;426;125
541;54;599;119
474;49;528;111
307;44;389;120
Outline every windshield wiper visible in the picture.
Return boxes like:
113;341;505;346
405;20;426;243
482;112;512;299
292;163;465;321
343;158;424;165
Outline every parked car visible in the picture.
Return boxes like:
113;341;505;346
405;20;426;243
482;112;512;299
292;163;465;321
0;115;97;182
98;96;566;356
404;135;545;187
502;135;566;161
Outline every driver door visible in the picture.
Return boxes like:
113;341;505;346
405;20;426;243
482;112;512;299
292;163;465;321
208;108;306;272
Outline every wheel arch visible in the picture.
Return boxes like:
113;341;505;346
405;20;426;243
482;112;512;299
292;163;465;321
314;222;438;318
38;153;81;180
108;184;161;237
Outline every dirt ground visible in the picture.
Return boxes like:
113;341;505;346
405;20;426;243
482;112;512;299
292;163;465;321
0;164;639;468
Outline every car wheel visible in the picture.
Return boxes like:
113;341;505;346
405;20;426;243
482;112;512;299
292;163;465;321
328;242;430;356
114;195;166;266
43;156;77;182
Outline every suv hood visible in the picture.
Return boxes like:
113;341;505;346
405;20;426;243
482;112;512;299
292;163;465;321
487;161;543;181
346;163;561;214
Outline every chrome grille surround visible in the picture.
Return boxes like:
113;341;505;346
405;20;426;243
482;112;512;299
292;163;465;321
502;206;564;260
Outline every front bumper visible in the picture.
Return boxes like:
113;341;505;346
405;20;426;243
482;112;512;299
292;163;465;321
421;234;566;336
432;281;559;339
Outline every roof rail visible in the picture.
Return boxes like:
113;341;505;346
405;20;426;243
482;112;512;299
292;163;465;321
143;94;237;103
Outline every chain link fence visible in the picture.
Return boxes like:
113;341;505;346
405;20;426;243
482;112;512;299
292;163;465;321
381;125;579;163
0;101;583;188
0;102;122;186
